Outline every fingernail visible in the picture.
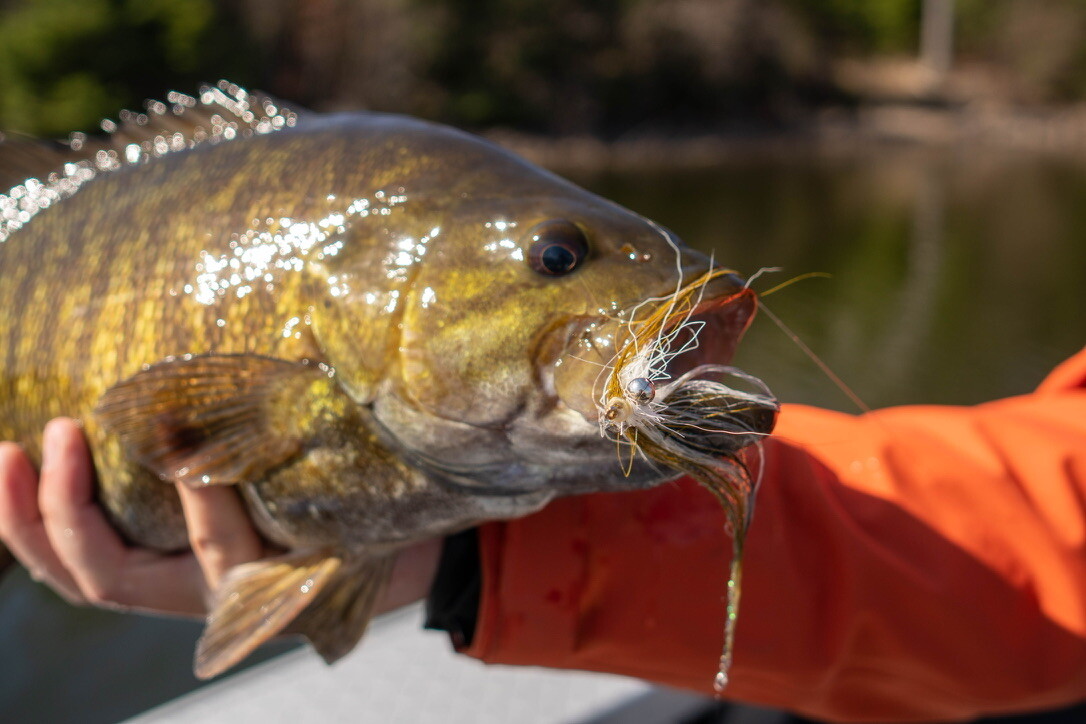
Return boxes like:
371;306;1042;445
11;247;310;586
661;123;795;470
41;421;60;458
41;420;65;469
0;441;26;456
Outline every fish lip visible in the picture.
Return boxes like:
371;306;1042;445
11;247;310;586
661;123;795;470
650;285;777;442
559;273;756;367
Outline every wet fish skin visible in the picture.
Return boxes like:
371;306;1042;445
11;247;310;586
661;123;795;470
0;86;756;676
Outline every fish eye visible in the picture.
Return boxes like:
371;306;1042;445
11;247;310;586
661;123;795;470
526;220;589;276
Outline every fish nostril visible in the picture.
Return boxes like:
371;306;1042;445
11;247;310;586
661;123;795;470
618;243;652;263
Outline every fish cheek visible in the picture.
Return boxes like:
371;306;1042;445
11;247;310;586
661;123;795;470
396;271;556;426
399;308;535;425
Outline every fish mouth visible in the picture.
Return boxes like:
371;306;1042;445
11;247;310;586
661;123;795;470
551;270;774;443
649;288;779;452
658;280;758;378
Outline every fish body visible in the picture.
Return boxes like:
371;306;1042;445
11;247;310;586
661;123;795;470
0;84;772;676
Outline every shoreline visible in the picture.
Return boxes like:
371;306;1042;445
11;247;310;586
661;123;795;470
484;103;1086;172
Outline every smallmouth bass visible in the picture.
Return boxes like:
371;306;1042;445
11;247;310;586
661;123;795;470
0;82;777;678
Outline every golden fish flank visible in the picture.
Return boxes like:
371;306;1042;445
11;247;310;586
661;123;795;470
0;81;775;678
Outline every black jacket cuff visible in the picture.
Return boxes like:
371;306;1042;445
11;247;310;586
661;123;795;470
423;528;481;649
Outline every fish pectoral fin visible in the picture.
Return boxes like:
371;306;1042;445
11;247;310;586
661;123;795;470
195;550;341;680
95;353;345;486
285;554;396;664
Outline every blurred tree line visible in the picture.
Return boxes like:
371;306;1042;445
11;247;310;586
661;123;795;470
2;0;1086;138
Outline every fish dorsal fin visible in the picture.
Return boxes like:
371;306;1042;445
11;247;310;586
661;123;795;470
97;81;302;162
0;135;103;192
95;353;344;487
0;80;301;243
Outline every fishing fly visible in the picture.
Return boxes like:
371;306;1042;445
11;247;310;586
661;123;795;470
595;265;780;692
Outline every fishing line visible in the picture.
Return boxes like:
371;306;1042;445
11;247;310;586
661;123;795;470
759;271;832;298
744;267;870;413
756;300;871;414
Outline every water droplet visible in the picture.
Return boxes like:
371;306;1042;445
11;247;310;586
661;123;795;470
713;670;729;693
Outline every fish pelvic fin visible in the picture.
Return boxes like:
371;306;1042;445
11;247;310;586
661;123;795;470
286;554;396;665
95;353;350;487
195;550;341;680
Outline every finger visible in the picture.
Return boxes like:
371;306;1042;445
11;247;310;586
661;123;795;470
176;483;264;590
37;418;131;607
112;548;212;617
376;538;443;615
37;419;211;615
0;441;86;603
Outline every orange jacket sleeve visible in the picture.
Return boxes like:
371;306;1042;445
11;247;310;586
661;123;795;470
462;347;1086;722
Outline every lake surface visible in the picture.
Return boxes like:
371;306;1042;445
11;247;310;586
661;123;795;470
2;146;1084;722
575;147;1086;411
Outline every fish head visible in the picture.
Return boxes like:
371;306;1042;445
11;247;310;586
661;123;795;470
373;167;764;500
296;120;766;503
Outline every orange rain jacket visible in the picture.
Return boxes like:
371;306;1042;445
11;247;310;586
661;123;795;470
463;348;1086;722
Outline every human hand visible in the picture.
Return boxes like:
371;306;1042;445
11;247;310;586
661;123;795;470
0;418;440;617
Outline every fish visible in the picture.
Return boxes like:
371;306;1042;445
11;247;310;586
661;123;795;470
0;81;778;679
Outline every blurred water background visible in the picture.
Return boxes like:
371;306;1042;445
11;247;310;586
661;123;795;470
2;0;1086;721
575;148;1086;412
